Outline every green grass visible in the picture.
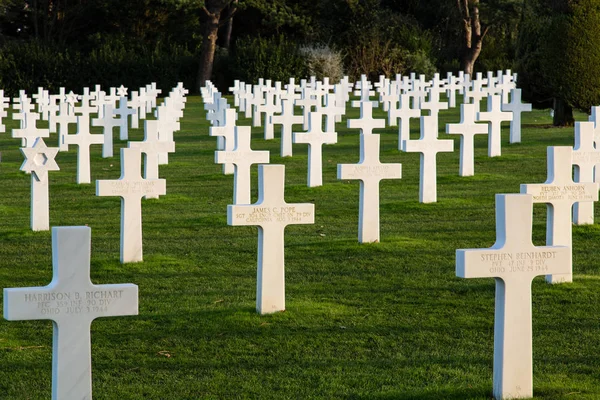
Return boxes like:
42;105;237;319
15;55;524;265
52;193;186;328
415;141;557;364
0;95;599;399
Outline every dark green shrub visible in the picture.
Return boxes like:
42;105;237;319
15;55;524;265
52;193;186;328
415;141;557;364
232;35;307;83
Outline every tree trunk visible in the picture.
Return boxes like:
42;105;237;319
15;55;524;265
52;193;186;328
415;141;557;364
458;0;488;76
223;14;233;49
552;98;574;126
197;10;221;92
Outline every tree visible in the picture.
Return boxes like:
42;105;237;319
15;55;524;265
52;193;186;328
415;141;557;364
456;0;488;76
517;0;600;126
197;0;237;90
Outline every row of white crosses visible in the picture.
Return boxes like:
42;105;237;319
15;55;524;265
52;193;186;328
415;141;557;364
203;82;316;315
5;84;185;400
456;136;600;398
14;83;184;252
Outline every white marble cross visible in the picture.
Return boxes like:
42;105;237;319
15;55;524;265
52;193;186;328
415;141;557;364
272;98;303;157
390;94;420;150
337;134;402;243
12;109;50;148
74;87;97;117
402;116;454;203
464;73;487;107
20;138;60;231
589;106;600;147
215;126;269;204
209;108;238;174
320;93;345;133
92;104;120;158
257;89;281;140
501;89;532;143
456;193;571;400
227;164;314;314
353;75;377;107
421;89;449;127
0;90;9;133
572;122;600;225
3;226;138;400
113;97;136;141
128;119;175;198
296;88;319;130
54;100;77;152
293;111;337;187
96;147;166;263
33;87;50;120
445;72;461;108
478;94;513;157
347;101;385;135
446;103;488;176
520;146;598;283
63;115;104;184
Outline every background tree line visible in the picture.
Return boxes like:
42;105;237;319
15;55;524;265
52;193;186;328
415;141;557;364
0;0;598;125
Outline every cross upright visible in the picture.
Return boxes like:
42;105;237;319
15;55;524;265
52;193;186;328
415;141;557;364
92;104;120;158
53;99;77;151
457;71;471;98
352;75;377;108
227;164;315;314
338;134;402;243
96;147;166;263
295;87;319;130
456;193;571;400
478;94;513;157
74;87;97;117
347;101;385;135
63;115;104;184
501;89;532;143
12;110;50;148
293;111;338;187
20;138;60;231
256;89;281;140
4;226;138;400
496;72;516;103
421;88;449;128
410;76;429;109
272;98;303;157
321;93;345;133
90;86;108;118
445;72;461;108
446;103;488;176
127;91;143;129
0;90;9;133
114;97;136;140
229;79;241;107
520;146;598;283
210;108;238;174
428;73;446;101
390;94;420;150
215;126;270;204
402;116;454;203
33;87;50;120
251;88;266;127
129;120;175;198
572;121;600;225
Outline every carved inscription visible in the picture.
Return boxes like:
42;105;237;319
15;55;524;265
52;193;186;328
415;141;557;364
219;151;264;163
343;165;399;179
572;151;600;164
477;251;558;274
529;185;594;202
106;181;157;196
23;289;125;316
234;206;313;224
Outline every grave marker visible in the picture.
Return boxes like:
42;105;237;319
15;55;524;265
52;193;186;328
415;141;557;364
227;165;315;314
20;138;60;231
390;94;420;150
403;116;454;203
272;98;304;157
338;134;402;243
347;101;385;135
501;89;532;144
293;111;337;187
572;122;600;225
456;193;571;400
215;126;270;204
3;226;138;400
446;103;488;176
520;146;598;283
96;147;166;263
63;115;104;184
209;108;238;174
478;94;513;157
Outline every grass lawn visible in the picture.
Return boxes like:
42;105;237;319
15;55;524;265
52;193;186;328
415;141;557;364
0;94;599;399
